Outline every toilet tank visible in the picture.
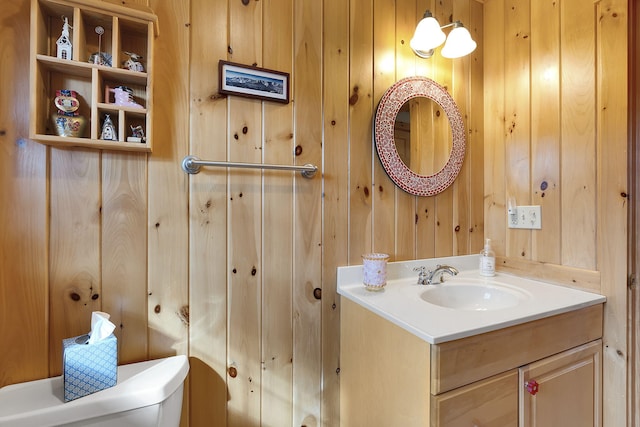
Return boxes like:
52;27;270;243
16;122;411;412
0;355;189;427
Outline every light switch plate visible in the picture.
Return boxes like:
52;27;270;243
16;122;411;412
508;205;542;229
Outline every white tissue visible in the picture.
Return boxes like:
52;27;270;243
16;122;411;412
87;311;116;345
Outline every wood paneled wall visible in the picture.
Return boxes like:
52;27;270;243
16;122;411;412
484;0;628;425
186;0;483;425
1;0;482;425
0;0;630;427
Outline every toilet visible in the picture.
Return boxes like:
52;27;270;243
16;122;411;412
0;355;189;427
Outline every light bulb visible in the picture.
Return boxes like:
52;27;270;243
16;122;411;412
410;15;446;58
441;23;477;59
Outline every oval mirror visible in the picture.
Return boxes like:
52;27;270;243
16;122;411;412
374;76;465;196
395;97;453;177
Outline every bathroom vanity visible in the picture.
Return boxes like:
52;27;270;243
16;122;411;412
337;256;605;427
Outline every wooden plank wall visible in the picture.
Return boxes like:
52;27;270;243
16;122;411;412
186;0;483;425
630;1;640;424
0;0;631;426
483;0;628;425
1;0;482;424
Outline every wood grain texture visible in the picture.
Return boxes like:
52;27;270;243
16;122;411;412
227;1;263;421
186;0;228;423
483;0;507;257
373;0;401;259
101;151;148;364
595;0;628;425
293;1;324;425
520;340;602;427
147;0;189;366
530;0;561;264
431;370;519;427
468;0;485;253
321;0;350;424
393;0;418;260
0;0;48;385
429;4;456;260
262;0;294;424
5;0;632;425
504;0;532;260
560;0;597;270
414;0;437;259
340;299;431;426
49;148;102;375
483;1;628;425
497;256;601;292
629;2;640;424
431;304;603;394
348;0;374;263
451;0;472;257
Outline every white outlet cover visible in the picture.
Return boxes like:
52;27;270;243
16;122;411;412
508;205;541;229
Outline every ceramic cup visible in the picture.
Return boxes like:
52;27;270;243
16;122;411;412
362;253;390;291
51;114;87;137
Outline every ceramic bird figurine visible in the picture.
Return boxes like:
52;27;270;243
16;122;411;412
123;51;144;72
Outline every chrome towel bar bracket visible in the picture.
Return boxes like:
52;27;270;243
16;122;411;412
181;155;317;179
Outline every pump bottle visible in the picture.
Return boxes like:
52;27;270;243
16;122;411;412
479;238;496;276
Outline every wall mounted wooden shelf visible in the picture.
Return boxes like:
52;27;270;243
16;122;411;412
30;0;158;152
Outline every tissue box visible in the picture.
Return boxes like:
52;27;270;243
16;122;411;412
62;333;117;402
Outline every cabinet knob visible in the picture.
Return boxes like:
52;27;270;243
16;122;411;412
525;379;539;395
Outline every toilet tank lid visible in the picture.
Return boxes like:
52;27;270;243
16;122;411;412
0;355;189;427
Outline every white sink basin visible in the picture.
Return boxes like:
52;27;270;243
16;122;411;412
337;255;606;343
420;280;530;311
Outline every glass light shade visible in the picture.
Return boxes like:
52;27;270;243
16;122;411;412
441;24;477;58
410;16;446;58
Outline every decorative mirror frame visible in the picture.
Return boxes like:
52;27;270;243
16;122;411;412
374;76;466;196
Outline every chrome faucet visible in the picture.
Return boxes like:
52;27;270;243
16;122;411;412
414;265;459;285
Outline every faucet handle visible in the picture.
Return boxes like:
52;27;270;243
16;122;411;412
413;266;428;284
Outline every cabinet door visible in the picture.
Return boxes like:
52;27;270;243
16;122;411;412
431;370;518;427
520;340;601;427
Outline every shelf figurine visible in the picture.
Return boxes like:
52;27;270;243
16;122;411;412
100;114;118;141
88;26;112;66
108;86;143;109
127;125;145;143
123;52;144;72
51;89;86;137
56;16;72;60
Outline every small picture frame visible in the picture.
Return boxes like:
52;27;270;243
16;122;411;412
219;60;289;104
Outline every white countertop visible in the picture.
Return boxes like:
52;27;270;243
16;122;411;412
337;255;606;344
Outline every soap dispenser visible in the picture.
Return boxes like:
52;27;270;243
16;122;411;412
479;238;495;277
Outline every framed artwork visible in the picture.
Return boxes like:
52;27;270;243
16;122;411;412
219;60;290;104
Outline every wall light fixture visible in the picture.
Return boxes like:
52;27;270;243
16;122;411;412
409;10;477;59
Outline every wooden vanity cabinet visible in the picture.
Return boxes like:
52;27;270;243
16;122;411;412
430;340;602;427
340;299;603;427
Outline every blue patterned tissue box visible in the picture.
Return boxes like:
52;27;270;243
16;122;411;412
62;333;117;402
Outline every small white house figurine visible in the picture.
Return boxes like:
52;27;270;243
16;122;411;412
100;114;118;141
123;52;144;72
56;16;72;60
